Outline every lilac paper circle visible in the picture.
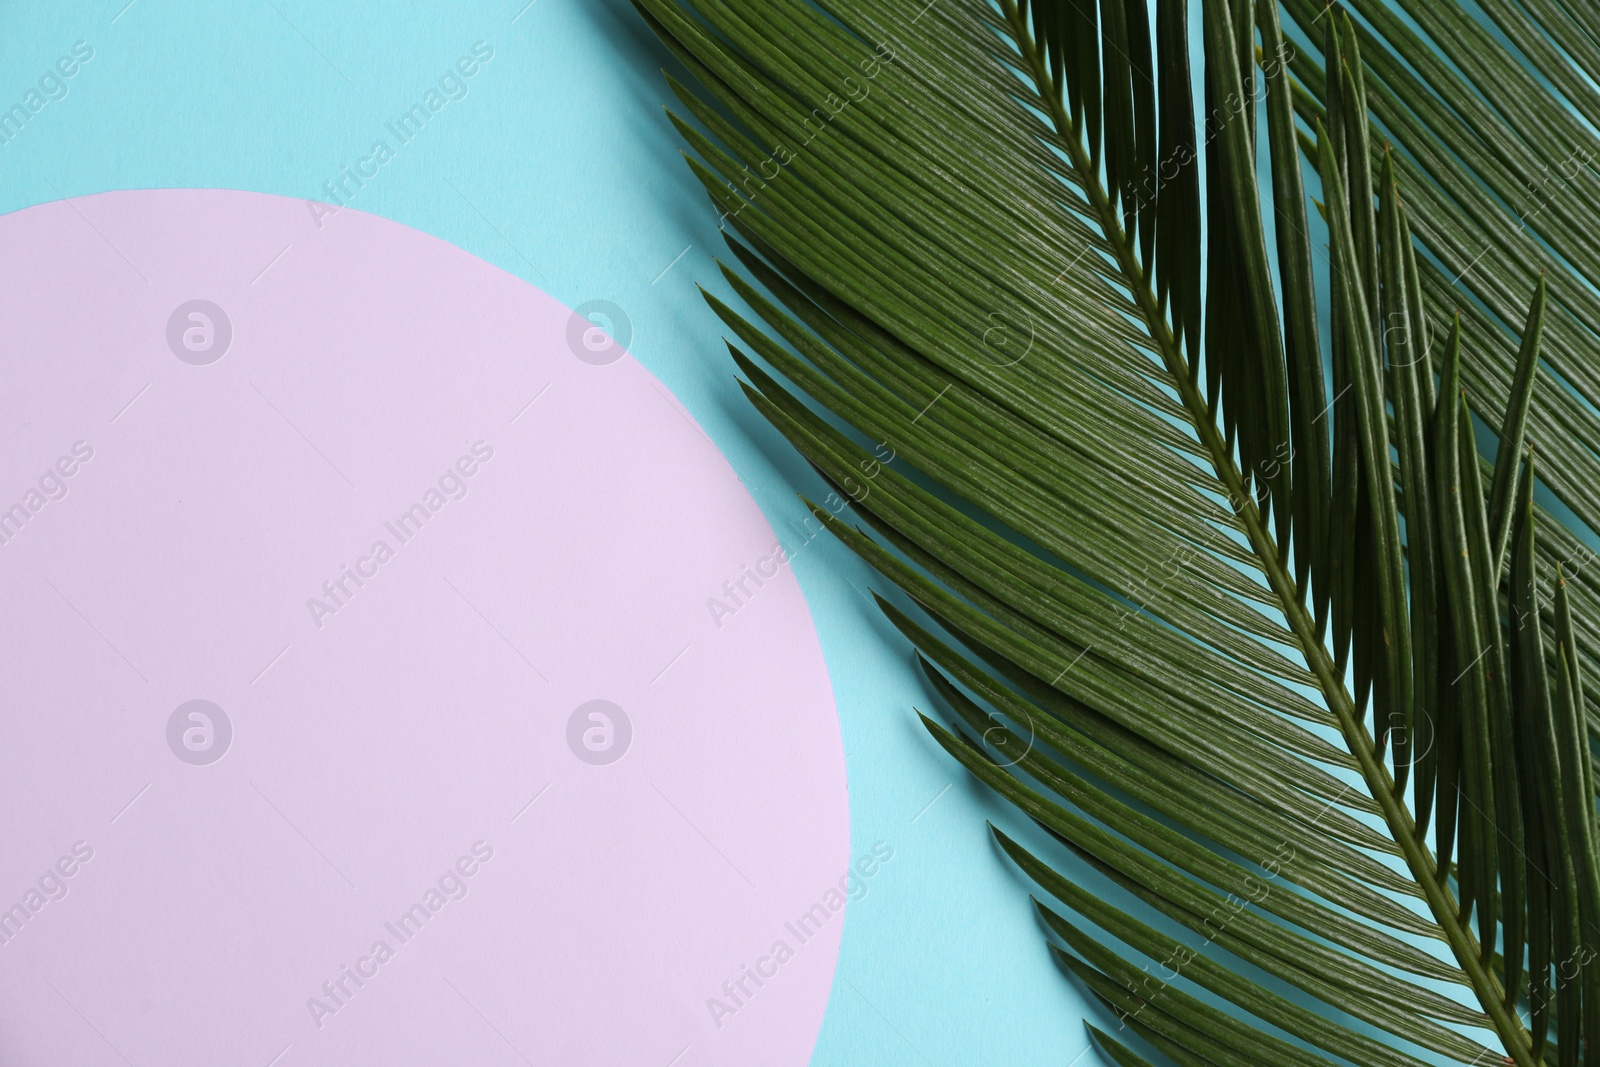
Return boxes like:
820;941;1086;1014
0;190;847;1067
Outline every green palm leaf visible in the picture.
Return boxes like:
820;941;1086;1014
631;0;1600;1062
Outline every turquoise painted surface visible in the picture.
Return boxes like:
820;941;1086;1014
0;1;1092;1062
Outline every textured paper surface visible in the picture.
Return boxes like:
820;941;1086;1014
0;188;847;1066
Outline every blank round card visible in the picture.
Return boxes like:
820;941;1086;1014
0;189;848;1066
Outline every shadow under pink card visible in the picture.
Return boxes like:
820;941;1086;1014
0;189;849;1066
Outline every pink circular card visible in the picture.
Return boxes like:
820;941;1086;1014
0;189;848;1066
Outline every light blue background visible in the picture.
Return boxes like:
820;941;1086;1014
0;1;1093;1062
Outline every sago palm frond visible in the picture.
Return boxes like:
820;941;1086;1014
630;0;1600;1062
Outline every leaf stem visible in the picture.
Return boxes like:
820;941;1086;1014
995;2;1534;1060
